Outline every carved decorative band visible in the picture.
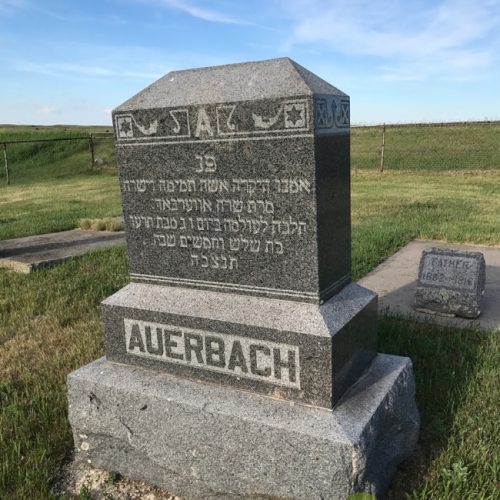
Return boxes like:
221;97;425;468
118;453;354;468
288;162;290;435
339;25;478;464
129;273;317;300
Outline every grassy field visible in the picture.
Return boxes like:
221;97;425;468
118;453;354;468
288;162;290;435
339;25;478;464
1;122;499;241
0;125;115;184
0;124;499;499
352;122;500;171
0;126;121;240
0;175;122;241
352;170;500;277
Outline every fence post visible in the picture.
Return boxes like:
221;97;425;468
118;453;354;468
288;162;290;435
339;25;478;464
88;133;95;168
3;143;9;185
379;123;386;172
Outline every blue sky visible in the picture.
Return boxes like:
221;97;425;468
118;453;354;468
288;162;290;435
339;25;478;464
1;0;499;125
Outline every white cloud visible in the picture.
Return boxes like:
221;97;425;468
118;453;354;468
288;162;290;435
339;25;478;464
142;0;246;24
280;0;500;80
15;61;162;80
39;106;57;114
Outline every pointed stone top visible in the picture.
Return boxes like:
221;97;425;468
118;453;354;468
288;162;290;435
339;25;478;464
115;57;347;112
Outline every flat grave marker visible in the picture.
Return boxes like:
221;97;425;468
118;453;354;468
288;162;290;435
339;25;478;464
415;247;486;318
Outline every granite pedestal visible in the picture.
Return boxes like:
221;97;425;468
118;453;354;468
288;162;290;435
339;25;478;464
69;354;419;500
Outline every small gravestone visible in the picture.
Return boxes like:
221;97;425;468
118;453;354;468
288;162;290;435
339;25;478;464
68;58;419;499
415;248;486;318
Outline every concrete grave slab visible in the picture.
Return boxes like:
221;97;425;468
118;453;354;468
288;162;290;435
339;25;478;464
359;240;500;330
0;229;125;273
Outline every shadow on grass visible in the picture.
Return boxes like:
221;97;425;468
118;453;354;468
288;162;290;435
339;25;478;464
378;315;490;499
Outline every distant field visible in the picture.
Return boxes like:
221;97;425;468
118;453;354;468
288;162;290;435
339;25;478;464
0;124;113;138
2;121;500;182
0;125;115;185
352;122;500;171
0;125;121;240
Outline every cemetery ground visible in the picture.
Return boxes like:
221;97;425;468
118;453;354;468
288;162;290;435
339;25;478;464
0;125;120;240
0;124;499;499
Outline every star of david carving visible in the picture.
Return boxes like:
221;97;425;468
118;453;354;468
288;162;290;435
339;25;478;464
117;116;133;138
286;105;302;125
284;103;306;129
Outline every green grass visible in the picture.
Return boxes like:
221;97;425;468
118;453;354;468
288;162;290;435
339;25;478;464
380;317;499;499
0;125;116;184
352;123;500;171
352;171;500;278
0;174;122;240
0;123;499;499
0;248;128;499
0;126;121;240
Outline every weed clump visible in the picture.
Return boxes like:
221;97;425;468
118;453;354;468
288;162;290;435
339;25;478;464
78;217;124;232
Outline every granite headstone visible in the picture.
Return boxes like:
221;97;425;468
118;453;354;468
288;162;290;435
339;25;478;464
68;58;419;499
103;57;375;408
415;247;486;318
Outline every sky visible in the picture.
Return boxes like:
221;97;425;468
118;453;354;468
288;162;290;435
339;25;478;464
1;0;499;125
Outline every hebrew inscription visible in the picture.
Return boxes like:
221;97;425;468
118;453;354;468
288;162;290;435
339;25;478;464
119;132;318;300
124;173;310;274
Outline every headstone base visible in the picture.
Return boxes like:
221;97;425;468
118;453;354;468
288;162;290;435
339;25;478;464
414;287;482;318
68;355;419;500
101;282;378;408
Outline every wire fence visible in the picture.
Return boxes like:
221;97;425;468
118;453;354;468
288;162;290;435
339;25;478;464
351;120;500;172
0;133;115;185
1;121;499;185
